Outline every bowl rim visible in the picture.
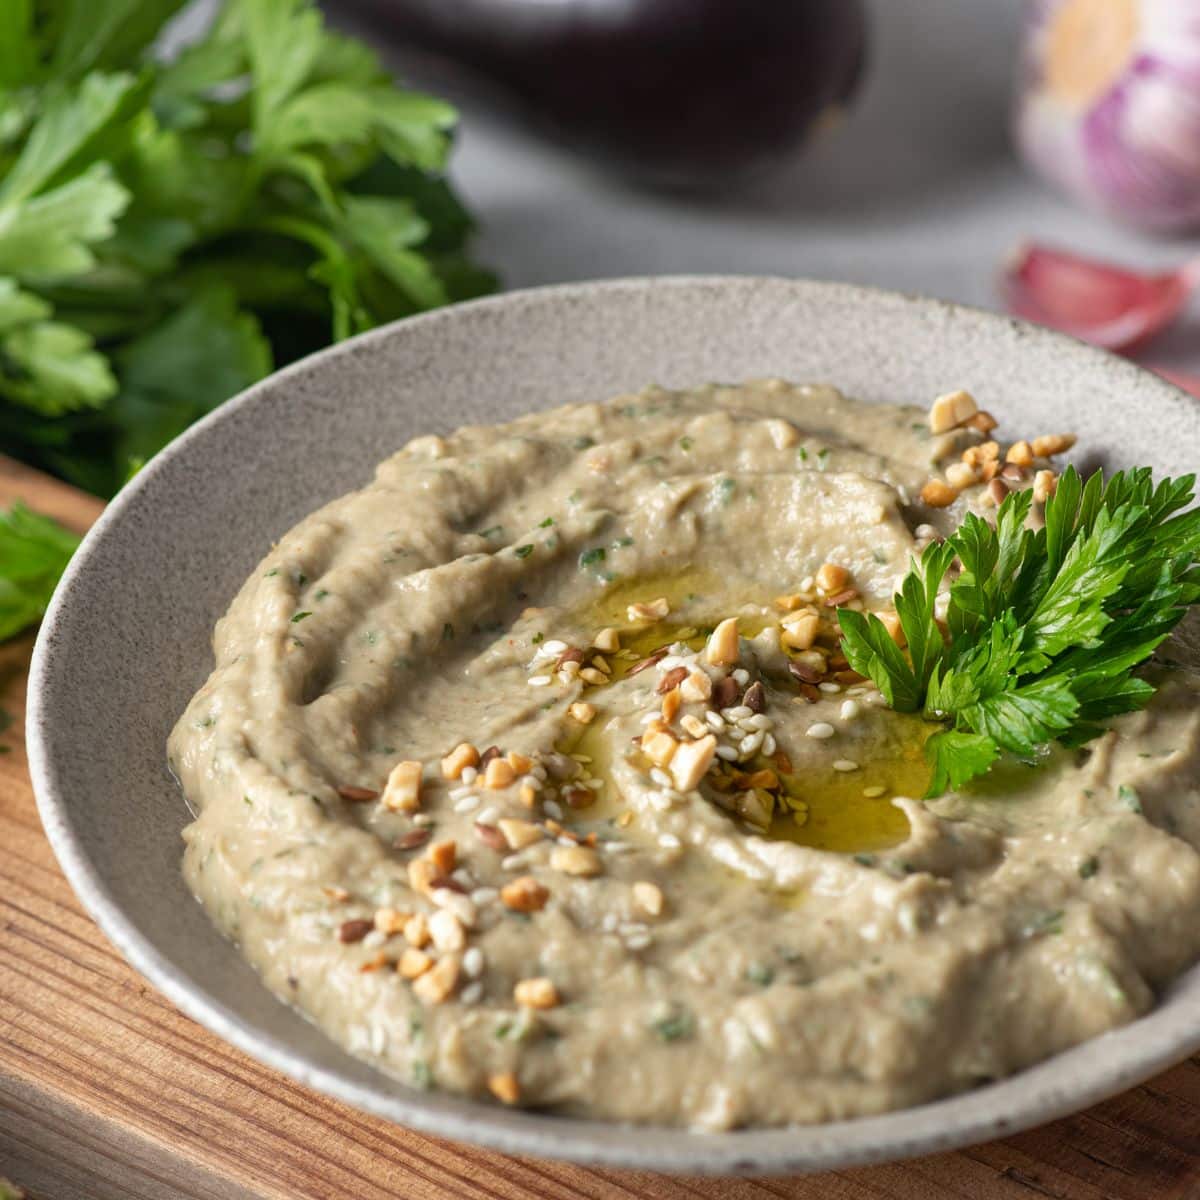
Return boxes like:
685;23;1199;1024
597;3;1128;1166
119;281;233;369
26;274;1200;1175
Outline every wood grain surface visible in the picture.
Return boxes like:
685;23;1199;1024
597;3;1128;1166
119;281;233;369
0;456;1197;1200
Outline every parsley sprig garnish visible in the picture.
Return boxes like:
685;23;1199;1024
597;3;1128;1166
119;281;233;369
838;466;1200;797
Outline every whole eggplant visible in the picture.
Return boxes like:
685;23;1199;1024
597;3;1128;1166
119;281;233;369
335;0;869;186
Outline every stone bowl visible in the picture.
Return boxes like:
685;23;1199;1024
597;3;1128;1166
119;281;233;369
27;277;1200;1174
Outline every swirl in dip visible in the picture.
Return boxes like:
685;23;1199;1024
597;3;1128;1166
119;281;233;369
169;381;1200;1129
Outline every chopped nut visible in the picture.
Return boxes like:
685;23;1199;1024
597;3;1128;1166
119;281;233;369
550;844;603;876
921;479;958;508
501;875;550;912
498;818;543;850
507;751;534;774
815;562;850;593
680;714;708;738
780;610;820;650
412;953;460;1004
657;666;688;694
479;745;503;767
680;670;712;702
1006;440;1033;467
518;782;538;808
825;588;860;607
670;734;717;792
1031;433;1076;457
945;461;977;490
966;409;998;433
428;908;466;953
627;597;670;622
484;757;517;789
590;656;612;675
742;681;766;713
787;658;824;685
407;858;442;897
774;593;806;612
569;701;597;724
474;821;507;850
987;478;1010;507
336;784;379;803
514;976;560;1009
381;760;423;812
1000;462;1025;481
980;460;1000;482
374;907;410;936
579;667;608;686
632;880;665;917
928;389;978;433
661;688;682;723
398;946;433;978
403;912;430;947
563;786;595;809
712;675;739;709
641;728;679;767
322;885;351;902
878;610;906;647
1034;469;1058;503
705;617;740;666
428;839;457;875
440;742;479;780
593;627;621;652
338;918;373;944
627;649;668;676
556;646;585;668
488;1071;521;1105
978;440;1000;462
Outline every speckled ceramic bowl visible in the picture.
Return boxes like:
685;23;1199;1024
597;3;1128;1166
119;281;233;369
28;277;1200;1174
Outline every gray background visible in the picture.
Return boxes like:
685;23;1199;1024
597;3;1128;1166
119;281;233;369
338;0;1200;376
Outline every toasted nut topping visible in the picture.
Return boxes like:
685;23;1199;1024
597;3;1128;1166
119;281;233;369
787;658;823;685
815;562;850;593
374;907;410;936
705;617;740;666
1034;469;1058;503
878;610;906;647
712;675;739;709
398;946;433;978
563;786;595;810
980;460;1000;482
966;409;998;433
670;734;717;792
679;669;712;703
479;745;503;767
742;681;766;713
381;760;423;812
336;784;379;803
825;588;860;608
556;646;585;667
661;688;682;722
593;627;621;652
507;751;534;774
780;610;820;650
323;885;351;902
413;953;460;1004
484;757;517;789
1006;440;1033;467
519;782;538;808
775;593;806;612
501;875;550;912
498;818;543;850
986;478;1010;507
945;461;977;490
978;440;1000;462
590;656;612;675
337;919;373;944
424;837;454;873
680;714;708;738
514;976;560;1009
627;648;668;676
488;1071;521;1105
921;480;958;508
1031;433;1076;457
632;880;665;917
579;667;608;686
627;597;670;622
474;821;507;850
569;701;597;724
440;743;479;780
407;859;441;897
550;844;603;876
928;389;978;433
641;728;679;767
657;666;688;694
1000;462;1025;481
428;908;466;953
403;912;429;947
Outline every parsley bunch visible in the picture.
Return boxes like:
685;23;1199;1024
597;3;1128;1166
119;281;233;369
0;0;494;498
839;467;1200;797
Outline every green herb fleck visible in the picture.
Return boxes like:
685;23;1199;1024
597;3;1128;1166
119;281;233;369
264;568;280;578
531;632;544;645
579;546;606;569
514;544;534;559
746;963;775;987
1118;784;1142;813
243;795;253;807
816;449;830;470
441;622;455;641
411;1061;432;1089
290;611;312;624
651;1007;695;1042
798;447;809;462
612;535;634;548
679;436;694;452
572;435;596;450
1024;909;1064;937
1078;856;1100;879
538;516;555;528
478;525;504;539
715;477;736;505
314;588;329;601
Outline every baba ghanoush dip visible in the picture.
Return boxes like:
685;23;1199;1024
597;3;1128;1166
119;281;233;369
169;381;1200;1129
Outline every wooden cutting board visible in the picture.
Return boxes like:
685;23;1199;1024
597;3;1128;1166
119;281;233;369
0;456;1197;1200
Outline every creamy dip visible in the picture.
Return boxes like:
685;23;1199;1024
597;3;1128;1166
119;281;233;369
169;381;1200;1129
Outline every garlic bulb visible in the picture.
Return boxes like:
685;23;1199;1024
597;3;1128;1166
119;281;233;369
1015;0;1200;232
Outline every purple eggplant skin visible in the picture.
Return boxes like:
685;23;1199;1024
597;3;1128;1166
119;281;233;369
334;0;868;186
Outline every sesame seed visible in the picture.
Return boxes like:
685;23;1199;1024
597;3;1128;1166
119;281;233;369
460;981;484;1005
806;722;836;739
601;912;619;932
862;786;886;798
732;668;750;686
833;759;860;772
363;929;387;948
819;681;841;694
762;733;777;756
840;700;861;720
453;794;480;813
463;947;485;977
746;714;772;731
557;835;576;847
500;853;525;871
605;841;635;854
542;640;567;655
477;805;498;824
527;674;552;687
544;799;564;820
625;934;653;951
648;791;673;811
658;833;682;849
641;711;661;725
649;767;673;788
571;752;592;763
460;766;479;785
412;812;434;826
531;765;548;781
726;705;753;720
449;785;476;801
519;774;543;792
470;886;499;906
705;711;726;730
716;745;739;761
739;731;764;755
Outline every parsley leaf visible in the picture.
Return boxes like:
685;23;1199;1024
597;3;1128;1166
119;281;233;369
0;503;80;640
840;466;1200;797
